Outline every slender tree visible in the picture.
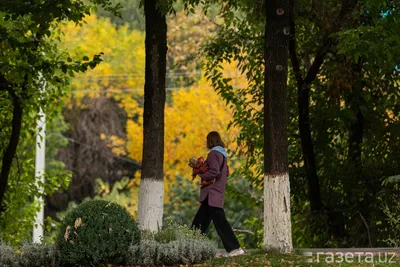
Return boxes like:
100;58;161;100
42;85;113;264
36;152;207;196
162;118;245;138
0;75;22;213
263;0;293;253
137;0;168;231
288;0;358;212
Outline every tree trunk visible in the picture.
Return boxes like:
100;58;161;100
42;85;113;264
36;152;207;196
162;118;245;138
298;83;323;211
288;0;323;212
347;64;363;176
347;62;373;246
0;78;23;213
137;0;167;231
264;0;293;253
289;0;359;212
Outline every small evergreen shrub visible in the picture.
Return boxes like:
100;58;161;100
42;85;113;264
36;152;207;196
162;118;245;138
0;241;15;267
127;224;217;266
56;200;140;266
16;243;55;267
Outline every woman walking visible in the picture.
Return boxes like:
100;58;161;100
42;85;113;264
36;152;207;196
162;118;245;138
191;131;245;257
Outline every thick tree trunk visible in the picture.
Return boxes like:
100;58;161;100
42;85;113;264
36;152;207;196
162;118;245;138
0;77;23;213
264;0;293;253
137;0;167;231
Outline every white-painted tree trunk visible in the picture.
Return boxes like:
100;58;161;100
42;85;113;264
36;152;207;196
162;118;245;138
264;173;293;253
137;178;164;232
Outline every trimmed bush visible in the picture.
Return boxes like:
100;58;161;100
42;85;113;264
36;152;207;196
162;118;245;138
16;243;55;267
56;200;140;266
127;225;217;266
0;241;15;267
0;241;56;267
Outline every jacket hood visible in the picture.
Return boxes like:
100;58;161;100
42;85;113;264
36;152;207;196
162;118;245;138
211;146;228;158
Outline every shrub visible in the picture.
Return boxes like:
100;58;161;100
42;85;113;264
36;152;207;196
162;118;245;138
154;226;177;244
0;241;15;267
16;243;55;267
127;224;217;266
128;239;217;266
382;201;400;247
56;200;140;266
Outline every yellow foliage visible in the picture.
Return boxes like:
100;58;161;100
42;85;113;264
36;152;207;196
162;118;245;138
59;14;145;109
126;64;246;201
57;14;147;216
58;14;251;214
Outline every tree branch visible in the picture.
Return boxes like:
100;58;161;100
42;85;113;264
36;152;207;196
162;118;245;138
303;37;331;85
303;0;359;85
233;229;255;235
291;0;359;88
359;212;372;247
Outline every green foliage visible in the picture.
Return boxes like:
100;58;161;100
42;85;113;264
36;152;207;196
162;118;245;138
127;224;217;266
203;15;265;187
96;0;144;30
240;216;263;249
0;112;71;245
200;0;400;248
0;0;120;246
56;200;140;266
43;178;136;245
153;226;177;243
382;199;400;247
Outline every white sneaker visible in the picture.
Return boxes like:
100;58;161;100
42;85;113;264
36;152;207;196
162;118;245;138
225;248;245;257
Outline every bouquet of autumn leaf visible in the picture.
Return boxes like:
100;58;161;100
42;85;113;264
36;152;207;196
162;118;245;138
188;157;216;187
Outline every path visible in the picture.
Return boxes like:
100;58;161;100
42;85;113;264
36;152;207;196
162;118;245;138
216;248;400;257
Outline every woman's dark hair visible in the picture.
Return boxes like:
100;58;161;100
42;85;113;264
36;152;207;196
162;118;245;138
207;131;225;149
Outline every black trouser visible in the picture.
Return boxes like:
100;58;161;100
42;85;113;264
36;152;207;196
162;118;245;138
191;197;240;252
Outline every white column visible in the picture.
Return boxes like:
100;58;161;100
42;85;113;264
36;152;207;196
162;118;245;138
33;76;46;243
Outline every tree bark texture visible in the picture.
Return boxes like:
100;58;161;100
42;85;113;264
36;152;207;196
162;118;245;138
264;0;293;253
137;0;167;231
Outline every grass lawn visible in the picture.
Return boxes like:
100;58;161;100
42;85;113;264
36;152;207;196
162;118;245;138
197;250;400;267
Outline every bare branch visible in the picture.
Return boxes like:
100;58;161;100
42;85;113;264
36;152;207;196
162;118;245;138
359;212;372;247
233;229;255;235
